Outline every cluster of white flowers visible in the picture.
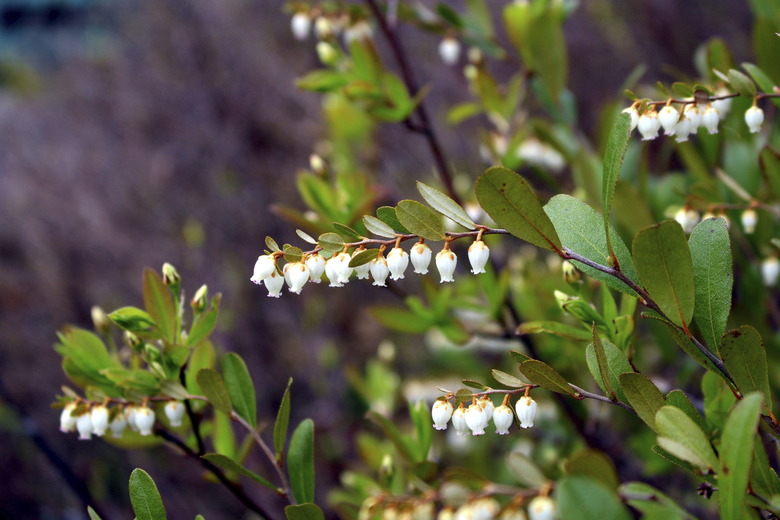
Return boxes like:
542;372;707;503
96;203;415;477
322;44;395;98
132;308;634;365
59;401;185;440
672;206;764;235
431;395;537;437
361;495;556;520
251;239;491;298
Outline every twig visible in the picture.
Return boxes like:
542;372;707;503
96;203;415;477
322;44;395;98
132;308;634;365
569;384;635;414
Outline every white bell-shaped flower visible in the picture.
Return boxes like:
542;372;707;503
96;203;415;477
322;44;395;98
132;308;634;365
369;256;390;287
76;412;93;440
674;112;694;142
498;507;528;520
109;411;128;438
436;248;457;283
291;12;311;41
284;262;310;294
165;401;186;427
515;396;537;429
125;405;138;432
527;497;556;520
439;37;461;65
387;247;410;280
452;405;469;437
468;240;490;274
264;270;285;298
469;498;500;520
741;208;758;234
135;405;156;436
477;395;494;418
90;405;109;437
712;87;732;116
431;399;454;430
325;255;343;287
465;403;487;435
702;106;720;134
493;404;514;435
674;207;699;234
637;110;661;140
251;255;276;284
333;252;353;284
745;105;764;133
305;253;326;283
59;402;77;433
410;242;432;274
352;250;371;280
684;103;702;131
762;257;780;287
621;106;639;131
658;105;679;135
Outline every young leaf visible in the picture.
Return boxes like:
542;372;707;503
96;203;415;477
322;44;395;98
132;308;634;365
671;82;694;98
475;166;561;251
462;379;488;390
376;206;410;234
528;7;567;102
601;112;632;263
719;393;763;520
555;476;632;520
517;359;578;396
642;312;719;374
129;469;167;520
395;200;446;241
274;378;293;462
363;215;397;238
720;326;772;410
689;218;732;352
285;504;326;520
349;248;380;268
202;453;278;492
417;181;476;230
265;236;281;252
619;372;664;432
221;353;257;428
196;368;233;415
591;333;615;401
87;506;102;520
295;230;318;245
632;221;695;328
108;306;158;335
517;320;592;341
727;68;757;97
288;419;315;504
318;232;345;252
333;222;362;241
283;245;304;263
142;269;177;344
655;405;719;472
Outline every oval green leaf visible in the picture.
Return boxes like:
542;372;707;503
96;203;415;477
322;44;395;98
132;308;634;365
491;369;527;388
395;200;446;241
349;248;380;268
601;112;632;263
221;353;257;428
142;269;176;344
288;418;315;504
274;378;293;462
655;405;718;471
376;206;410;234
417;181;476;230
285;504;326;520
363;215;397;238
202;453;278;491
719;393;763;520
518;359;577;396
318;232;345;252
129;469;167;520
619;372;665;432
555;476;631;520
195;368;232;415
720;326;772;410
507;451;546;488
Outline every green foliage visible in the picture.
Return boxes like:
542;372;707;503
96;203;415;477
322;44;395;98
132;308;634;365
129;469;167;520
288;419;316;504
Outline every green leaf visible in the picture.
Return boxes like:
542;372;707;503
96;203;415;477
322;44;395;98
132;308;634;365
129;469;167;520
743;62;780;109
632;221;695;328
368;305;433;334
187;296;220;348
349;248;380;268
510;350;531;364
363;215;397;238
507;451;546;488
642;311;719;374
528;8;567;101
591;332;614;400
317;232;345;252
417;181;476;230
274;378;293;463
288;419;315;504
517;320;591;341
285;504;326;520
665;390;704;430
727;68;757;97
491;369;527;388
283;245;304;264
108;307;158;335
409;400;433;463
376;206;410;234
564;450;619;490
620;482;694;519
602;112;633;264
655;405;719;471
475;166;561;251
333;222;362;241
517;359;578;396
366;411;416;462
462;379;488;390
590;334;634;403
719;393;763;520
689;218;732;352
436;3;464;28
455;388;474;405
87;506;102;520
265;236;281;252
202;453;278;492
221;353;257;428
196;368;232;415
544;195;639;295
395;200;446;241
671;82;694;98
555;476;631;520
296;229;318;245
142;269;177;344
159;380;189;400
619;372;665;432
721;326;772;410
295;69;349;92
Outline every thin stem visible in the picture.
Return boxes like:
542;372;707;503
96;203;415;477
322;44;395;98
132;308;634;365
180;367;206;455
569;384;636;414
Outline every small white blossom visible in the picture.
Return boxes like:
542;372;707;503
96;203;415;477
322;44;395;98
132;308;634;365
515;396;537;429
291;11;311;41
741;208;758;234
316;42;338;65
325;255;343;287
762;257;780;287
352;250;371;280
470;498;500;520
76;412;93;440
436;248;457;283
674;207;699;234
498;508;527;520
413;502;435;520
284;261;310;294
658;105;679;135
263;270;284;298
712;87;732;116
109;412;127;438
684;103;702;130
465;403;488;435
477;395;494;418
305;253;326;283
315;16;334;39
344;21;373;44
134;405;156;436
702;106;720;134
637;110;661;140
745;105;764;133
333;252;353;284
431;399;454;430
527;497;556;520
165;401;186;427
251;255;276;284
387;247;410;280
369;255;390;287
674;112;694;142
125;405;138;432
59;402;77;433
439;37;461;65
410;242;432;274
493;404;514;435
90;405;109;437
468;240;490;274
622;106;639;132
452;405;469;436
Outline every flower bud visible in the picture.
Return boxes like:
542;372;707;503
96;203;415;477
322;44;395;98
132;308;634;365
468;240;490;274
658;105;678;135
305;253;326;283
562;260;580;284
436;248;457;283
741;208;758;234
637;110;661;140
439;37;461;65
465;402;487;435
291;11;311;41
674;207;699;234
191;284;208;313
493;404;514;435
317;41;338;66
165;400;186;427
251;254;277;284
762;257;780;287
264;270;285;298
124;331;143;351
284;261;310;294
109;410;128;438
369;255;390;287
745;105;764;133
162;263;180;287
410;242;432;274
527;497;556;520
684;103;702;130
76;411;93;440
431;399;454;430
674;111;694;142
315;16;334;39
452;404;469;436
515;396;537;428
134;405;156;436
387;247;410;280
702;106;719;134
59;402;77;433
91;306;111;335
621;106;639;132
90;404;109;437
344;20;373;44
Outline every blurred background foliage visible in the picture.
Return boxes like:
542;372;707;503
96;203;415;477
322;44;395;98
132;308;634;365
0;0;767;518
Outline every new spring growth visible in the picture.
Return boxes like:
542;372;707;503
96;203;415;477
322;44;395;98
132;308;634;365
191;284;208;313
162;262;181;287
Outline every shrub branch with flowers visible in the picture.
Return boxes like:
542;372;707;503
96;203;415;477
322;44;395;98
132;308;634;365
52;1;780;519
